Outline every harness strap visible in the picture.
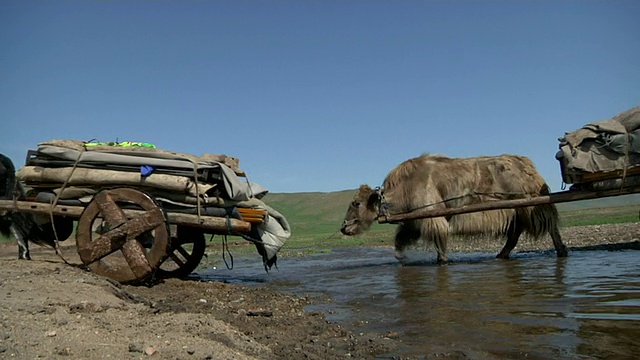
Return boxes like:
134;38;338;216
375;186;391;220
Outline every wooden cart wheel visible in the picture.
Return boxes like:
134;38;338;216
76;188;170;283
156;226;206;279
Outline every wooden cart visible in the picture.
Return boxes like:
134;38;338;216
0;187;267;283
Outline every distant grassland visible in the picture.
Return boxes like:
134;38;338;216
559;205;639;227
1;191;639;249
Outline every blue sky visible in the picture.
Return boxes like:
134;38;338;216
1;1;638;193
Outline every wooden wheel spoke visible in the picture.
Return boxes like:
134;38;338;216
77;232;127;262
175;244;192;259
121;240;152;279
156;226;206;279
117;208;165;239
168;251;187;267
94;191;127;228
167;244;192;267
77;207;164;263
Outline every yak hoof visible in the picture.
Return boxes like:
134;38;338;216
557;248;569;258
496;253;510;260
395;250;409;265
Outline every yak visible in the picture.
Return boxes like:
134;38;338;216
0;153;73;259
340;154;568;264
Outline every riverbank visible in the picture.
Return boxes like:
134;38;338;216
1;223;638;359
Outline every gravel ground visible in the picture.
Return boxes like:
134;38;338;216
447;222;640;253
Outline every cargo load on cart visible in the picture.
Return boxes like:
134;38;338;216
557;106;640;191
0;139;291;283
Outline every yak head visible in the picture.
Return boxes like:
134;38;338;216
340;184;381;236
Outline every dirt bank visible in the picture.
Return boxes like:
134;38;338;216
1;223;638;359
0;244;399;359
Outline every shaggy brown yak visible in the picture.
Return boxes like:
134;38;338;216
340;154;568;264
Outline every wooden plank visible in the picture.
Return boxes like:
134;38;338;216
238;207;267;224
377;185;640;224
0;200;252;233
166;212;252;233
238;208;267;216
572;166;640;183
0;199;84;217
239;217;266;224
17;166;216;198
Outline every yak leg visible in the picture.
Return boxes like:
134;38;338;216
434;234;448;264
497;220;522;259
426;218;449;265
394;224;420;265
12;226;31;260
550;226;568;257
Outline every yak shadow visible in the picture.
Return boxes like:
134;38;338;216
567;240;640;252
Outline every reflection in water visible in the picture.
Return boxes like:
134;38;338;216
567;252;640;359
199;248;639;359
392;259;581;359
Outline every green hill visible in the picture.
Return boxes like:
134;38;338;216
262;190;355;237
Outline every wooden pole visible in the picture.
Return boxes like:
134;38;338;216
377;185;640;224
0;199;252;233
0;199;84;217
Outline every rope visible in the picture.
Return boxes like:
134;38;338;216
226;215;232;234
166;153;203;222
221;234;234;270
621;130;631;189
41;141;91;265
376;186;390;218
392;190;540;215
210;216;236;270
184;158;202;222
243;173;254;198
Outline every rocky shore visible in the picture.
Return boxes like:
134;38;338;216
0;223;638;359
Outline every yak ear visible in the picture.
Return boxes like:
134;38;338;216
358;184;371;191
366;191;381;210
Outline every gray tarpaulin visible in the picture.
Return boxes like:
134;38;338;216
557;106;640;184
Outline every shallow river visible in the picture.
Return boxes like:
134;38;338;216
200;248;639;359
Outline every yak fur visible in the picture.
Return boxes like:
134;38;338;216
0;153;14;239
0;153;72;259
340;154;568;264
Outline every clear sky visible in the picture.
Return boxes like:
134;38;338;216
1;1;638;194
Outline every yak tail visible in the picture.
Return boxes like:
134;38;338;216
0;153;16;239
0;153;55;249
521;203;560;239
0;215;11;238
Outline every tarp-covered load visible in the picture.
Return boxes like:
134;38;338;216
557;106;640;190
16;139;291;269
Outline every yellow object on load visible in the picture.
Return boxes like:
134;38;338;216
84;141;156;148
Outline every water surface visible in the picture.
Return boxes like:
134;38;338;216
199;248;640;359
